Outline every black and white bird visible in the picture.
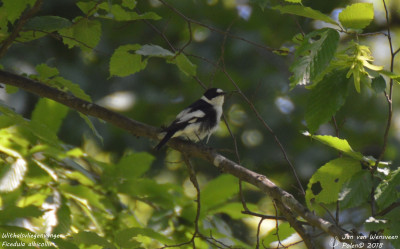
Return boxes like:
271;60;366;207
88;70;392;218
155;88;226;150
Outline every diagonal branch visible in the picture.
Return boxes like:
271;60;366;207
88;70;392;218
0;69;371;248
0;0;43;58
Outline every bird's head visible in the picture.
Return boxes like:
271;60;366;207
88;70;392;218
202;88;226;106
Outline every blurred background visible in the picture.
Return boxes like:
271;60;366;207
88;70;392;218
1;0;400;247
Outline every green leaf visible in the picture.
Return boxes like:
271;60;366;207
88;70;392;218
122;0;137;9
387;222;400;248
169;53;197;77
2;0;35;24
290;28;340;87
76;1;98;15
375;168;400;211
380;70;400;84
136;44;175;57
118;179;176;208
25;16;72;31
262;222;296;245
305;70;350;133
339;3;374;30
72;231;116;249
0;104;60;147
201;174;238;211
116;152;154;179
35;63;59;80
210;202;258;219
274;5;338;25
31;98;69;135
59;18;101;51
285;0;302;3
339;170;372;209
371;75;386;93
53;200;72;234
0;157;27;193
306;157;362;208
60;184;106;211
5;85;19;94
115;227;173;246
307;134;364;160
54;76;92;101
109;44;147;77
0;205;43;223
107;4;161;21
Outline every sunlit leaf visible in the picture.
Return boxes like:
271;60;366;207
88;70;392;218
109;44;147;77
72;231;116;249
116;152;154;180
210;202;258;219
274;5;338;25
31;98;69;135
262;222;296;246
115;227;173;246
59;17;101;51
118;179;177;208
53;199;72;234
168;53;197;77
290;28;340;87
339;3;374;30
306;157;361;209
0;146;28;192
305;134;363;160
201;174;238;212
60;184;106;211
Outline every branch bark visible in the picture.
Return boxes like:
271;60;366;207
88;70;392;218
0;69;371;248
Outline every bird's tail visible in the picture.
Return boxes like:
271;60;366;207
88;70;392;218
155;131;174;150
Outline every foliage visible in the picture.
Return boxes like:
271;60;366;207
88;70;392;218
0;0;400;248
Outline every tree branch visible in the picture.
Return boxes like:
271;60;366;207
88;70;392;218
0;0;43;58
0;69;371;248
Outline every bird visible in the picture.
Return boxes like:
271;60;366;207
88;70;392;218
155;88;226;150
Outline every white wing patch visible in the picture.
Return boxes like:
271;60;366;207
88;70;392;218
176;109;205;123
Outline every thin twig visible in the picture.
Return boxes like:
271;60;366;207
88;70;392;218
273;201;285;248
375;201;400;217
376;0;396;164
256;217;265;249
372;0;398;218
223;70;305;196
241;210;309;226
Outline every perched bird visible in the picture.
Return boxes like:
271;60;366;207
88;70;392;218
155;88;226;150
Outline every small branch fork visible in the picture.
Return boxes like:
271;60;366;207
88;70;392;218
0;70;373;248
